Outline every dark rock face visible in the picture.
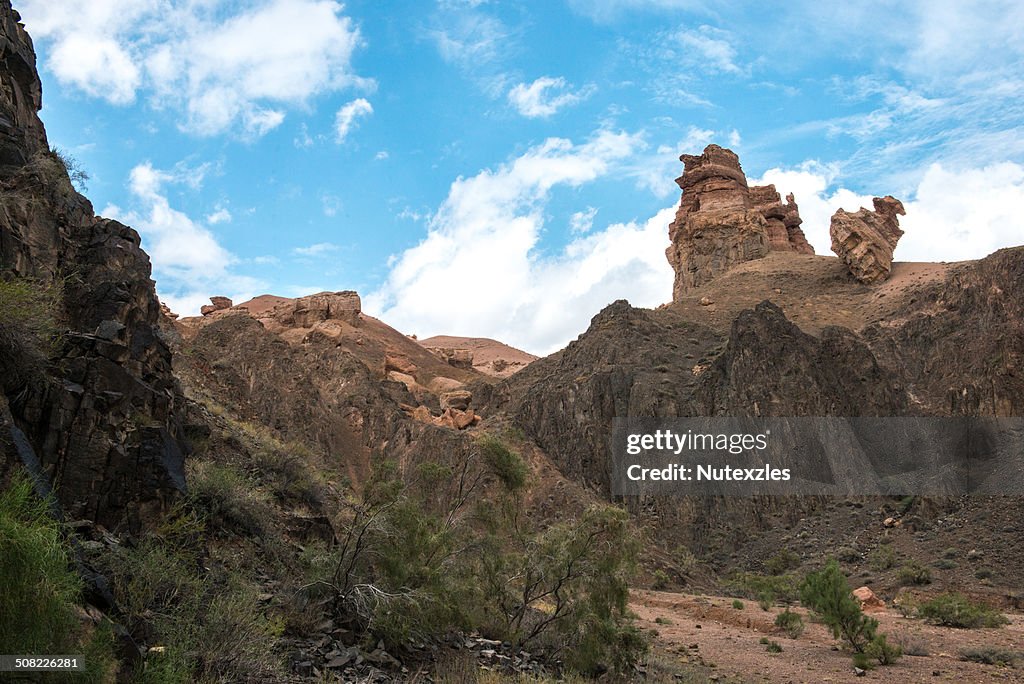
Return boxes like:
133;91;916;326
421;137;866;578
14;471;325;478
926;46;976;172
830;196;905;284
0;1;186;530
665;145;814;299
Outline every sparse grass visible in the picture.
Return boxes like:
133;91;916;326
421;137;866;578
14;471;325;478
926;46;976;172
723;572;800;604
765;640;783;653
0;276;62;390
932;558;957;570
765;549;801;576
868;544;897;572
959;647;1019;666
894;633;930;656
918;593;1009;629
655;616;673;625
187;460;271;536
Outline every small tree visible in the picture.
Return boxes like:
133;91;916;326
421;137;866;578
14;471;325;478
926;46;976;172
800;560;877;652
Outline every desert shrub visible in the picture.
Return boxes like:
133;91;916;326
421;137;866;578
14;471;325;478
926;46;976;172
896;561;932;586
865;633;902;665
765;549;801;576
654;616;672;625
0;276;61;390
765;640;783;653
774;608;805;638
975;567;993;580
478;434;528;492
800;560;877;653
835;546;860;563
0;473;116;681
652;569;670;590
868;544;897;571
723;572;800;604
959;647;1019;666
187;461;270;536
932;558;957;570
918;593;1009;628
250;447;323;506
894;633;930;656
48;146;90;191
758;593;774;611
732;599;744;610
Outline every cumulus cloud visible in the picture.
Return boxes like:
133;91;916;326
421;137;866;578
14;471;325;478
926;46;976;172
335;98;373;142
102;161;264;315
365;129;676;355
206;207;232;224
507;77;594;118
570;206;598;234
751;160;1024;262
20;0;369;138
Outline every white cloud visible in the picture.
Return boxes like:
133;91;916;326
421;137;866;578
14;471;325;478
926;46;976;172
293;242;340;257
673;25;744;75
20;0;369;138
507;77;594;118
751;160;1024;262
631;125;715;198
206;207;232;224
335;98;373;143
375;150;389;160
570;207;598;234
103;161;264;315
365;129;675;355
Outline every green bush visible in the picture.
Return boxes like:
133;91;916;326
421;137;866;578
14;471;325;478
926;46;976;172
731;599;744;610
187;461;270;536
918;593;1009;628
723;572;800;604
774;608;804;638
865;633;902;665
896;561;932;586
765;639;783;653
478;434;528;492
800;560;877;653
765;549;801;576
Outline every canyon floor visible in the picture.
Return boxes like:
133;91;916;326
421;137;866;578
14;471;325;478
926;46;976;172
632;590;1024;683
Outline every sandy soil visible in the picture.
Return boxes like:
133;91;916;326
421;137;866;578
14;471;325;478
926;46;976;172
632;590;1024;683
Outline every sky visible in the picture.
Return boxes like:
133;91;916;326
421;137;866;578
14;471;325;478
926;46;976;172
17;0;1024;355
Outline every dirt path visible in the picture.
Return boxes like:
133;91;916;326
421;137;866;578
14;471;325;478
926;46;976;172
632;590;1024;683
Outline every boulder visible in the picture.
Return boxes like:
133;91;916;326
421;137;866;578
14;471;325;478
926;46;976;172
384;352;417;375
830;196;906;284
441;390;472;411
852;586;885;613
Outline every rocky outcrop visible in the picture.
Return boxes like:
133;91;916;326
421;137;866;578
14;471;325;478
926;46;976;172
275;291;361;327
830;196;905;284
200;296;232;315
749;185;814;255
666;145;813;300
0;1;186;529
428;346;474;369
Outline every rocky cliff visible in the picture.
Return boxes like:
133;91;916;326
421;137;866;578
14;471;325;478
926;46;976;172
0;1;186;530
665;144;814;299
830;195;906;284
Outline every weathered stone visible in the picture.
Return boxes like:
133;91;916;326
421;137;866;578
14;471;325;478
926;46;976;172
287;291;361;327
428;346;474;369
749;185;814;254
830;196;905;284
200;296;232;316
384;352;417;375
853;586;885;612
783;193;814;255
666;145;769;297
0;0;187;529
441;390;472;411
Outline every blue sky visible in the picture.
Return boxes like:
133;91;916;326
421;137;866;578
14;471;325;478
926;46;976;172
18;0;1024;354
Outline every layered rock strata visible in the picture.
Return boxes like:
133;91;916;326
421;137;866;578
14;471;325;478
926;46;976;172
830;196;905;284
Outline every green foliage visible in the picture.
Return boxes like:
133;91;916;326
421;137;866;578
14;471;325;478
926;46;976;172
731;599;744;610
765;640;783;653
0;276;61;389
917;593;1009;628
865;633;902;665
851;651;875;671
799;560;877;653
774;608;804;638
765;549;801;576
868;544;897;572
478;434;528;492
959;647;1019;666
896;561;932;586
0;473;116;681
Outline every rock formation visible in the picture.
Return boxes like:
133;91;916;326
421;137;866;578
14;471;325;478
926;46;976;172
0;1;186;529
666;145;813;300
279;290;361;327
200;295;232;315
830;196;905;284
